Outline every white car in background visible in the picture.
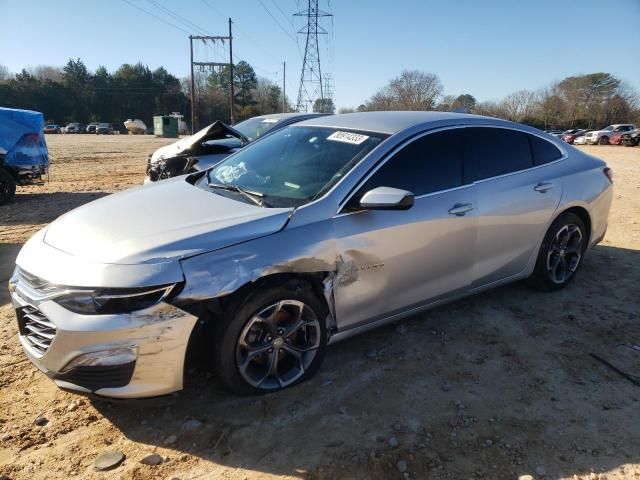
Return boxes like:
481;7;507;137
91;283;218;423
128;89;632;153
573;134;589;145
584;124;636;145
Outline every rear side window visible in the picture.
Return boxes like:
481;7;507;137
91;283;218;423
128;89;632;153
529;134;562;166
465;127;533;180
360;129;463;197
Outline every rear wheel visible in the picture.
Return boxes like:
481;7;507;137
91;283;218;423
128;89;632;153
598;136;609;145
213;280;327;395
528;212;587;291
0;168;17;205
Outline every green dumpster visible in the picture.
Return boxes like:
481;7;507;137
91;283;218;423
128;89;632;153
153;115;179;138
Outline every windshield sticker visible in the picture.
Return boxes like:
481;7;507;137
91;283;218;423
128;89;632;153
284;181;300;189
261;118;279;124
327;131;370;145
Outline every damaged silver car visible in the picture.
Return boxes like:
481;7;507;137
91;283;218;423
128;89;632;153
144;112;328;182
10;112;613;398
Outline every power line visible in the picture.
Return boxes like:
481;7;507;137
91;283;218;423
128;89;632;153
256;0;299;43
144;0;210;35
199;0;284;67
270;0;295;28
120;0;190;34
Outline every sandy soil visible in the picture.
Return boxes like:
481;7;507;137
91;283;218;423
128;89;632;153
0;136;639;480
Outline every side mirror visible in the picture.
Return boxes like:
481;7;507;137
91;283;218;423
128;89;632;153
359;186;414;211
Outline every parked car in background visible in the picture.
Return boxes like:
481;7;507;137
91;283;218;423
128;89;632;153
145;112;331;182
10;111;613;398
608;132;623;145
584;124;636;145
86;122;99;133
95;123;113;135
44;125;61;134
620;129;640;147
562;129;591;144
64;123;82;134
544;129;564;139
573;133;590;145
0;107;49;205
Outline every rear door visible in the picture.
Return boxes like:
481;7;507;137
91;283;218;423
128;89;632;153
465;127;564;288
333;128;477;331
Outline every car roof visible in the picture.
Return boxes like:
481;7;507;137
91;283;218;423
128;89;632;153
294;111;503;135
251;112;330;121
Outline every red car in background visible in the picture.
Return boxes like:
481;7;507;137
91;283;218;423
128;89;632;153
562;129;590;144
609;131;625;145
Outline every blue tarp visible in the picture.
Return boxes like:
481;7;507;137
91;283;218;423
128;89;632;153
0;107;48;168
0;107;44;152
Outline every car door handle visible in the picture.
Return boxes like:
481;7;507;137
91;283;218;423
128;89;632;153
534;182;555;193
448;203;474;216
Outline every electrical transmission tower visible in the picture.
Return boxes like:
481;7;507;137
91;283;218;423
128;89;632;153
295;0;332;112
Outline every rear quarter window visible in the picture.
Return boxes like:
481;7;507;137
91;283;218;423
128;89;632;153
529;135;563;166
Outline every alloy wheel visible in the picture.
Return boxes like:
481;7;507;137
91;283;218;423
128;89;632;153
235;300;321;390
546;224;584;284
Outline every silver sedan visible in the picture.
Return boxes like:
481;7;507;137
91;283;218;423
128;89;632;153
9;112;613;398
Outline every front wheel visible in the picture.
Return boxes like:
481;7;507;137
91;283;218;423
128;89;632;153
598;136;609;145
213;280;327;395
0;168;17;205
528;212;587;291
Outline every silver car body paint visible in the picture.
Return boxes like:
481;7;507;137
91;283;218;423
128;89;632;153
12;112;613;397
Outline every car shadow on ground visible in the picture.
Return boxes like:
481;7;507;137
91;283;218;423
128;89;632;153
90;243;640;479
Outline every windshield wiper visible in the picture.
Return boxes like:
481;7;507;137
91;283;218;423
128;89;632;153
207;181;270;207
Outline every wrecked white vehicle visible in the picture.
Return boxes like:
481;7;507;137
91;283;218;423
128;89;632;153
145;113;328;183
10;112;612;398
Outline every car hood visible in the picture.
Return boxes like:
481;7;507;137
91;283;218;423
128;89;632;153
150;121;248;164
43;177;293;265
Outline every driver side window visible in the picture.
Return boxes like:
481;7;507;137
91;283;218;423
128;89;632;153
351;129;464;208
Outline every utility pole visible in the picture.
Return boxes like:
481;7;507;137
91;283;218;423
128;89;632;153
282;61;286;113
228;18;234;124
295;0;332;112
189;35;195;134
188;21;234;131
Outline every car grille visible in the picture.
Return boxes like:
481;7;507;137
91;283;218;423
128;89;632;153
16;305;57;356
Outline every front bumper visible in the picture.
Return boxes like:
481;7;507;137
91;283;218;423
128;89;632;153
11;284;198;399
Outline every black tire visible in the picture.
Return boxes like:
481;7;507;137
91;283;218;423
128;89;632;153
0;168;17;205
598;136;609;145
213;279;328;395
528;212;587;291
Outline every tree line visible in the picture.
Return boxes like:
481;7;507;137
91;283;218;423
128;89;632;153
0;58;293;129
342;70;639;129
1;59;637;130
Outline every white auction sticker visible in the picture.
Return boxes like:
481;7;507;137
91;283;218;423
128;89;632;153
327;131;370;145
261;118;279;124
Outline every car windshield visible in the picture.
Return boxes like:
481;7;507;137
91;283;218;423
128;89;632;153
201;126;388;208
602;125;614;131
232;116;281;142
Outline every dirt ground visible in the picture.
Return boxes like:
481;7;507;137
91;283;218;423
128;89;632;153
0;135;638;480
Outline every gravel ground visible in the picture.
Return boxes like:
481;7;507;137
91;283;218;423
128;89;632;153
0;135;639;480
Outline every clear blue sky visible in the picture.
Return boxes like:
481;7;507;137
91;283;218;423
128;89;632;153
1;0;639;109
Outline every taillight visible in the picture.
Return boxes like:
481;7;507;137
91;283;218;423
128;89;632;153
603;167;613;184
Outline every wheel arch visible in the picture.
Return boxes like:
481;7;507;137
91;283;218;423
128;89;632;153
180;270;336;372
557;205;592;242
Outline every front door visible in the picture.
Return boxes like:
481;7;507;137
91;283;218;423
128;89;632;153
332;128;477;331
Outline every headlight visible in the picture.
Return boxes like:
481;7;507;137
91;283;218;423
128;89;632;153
55;284;180;315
